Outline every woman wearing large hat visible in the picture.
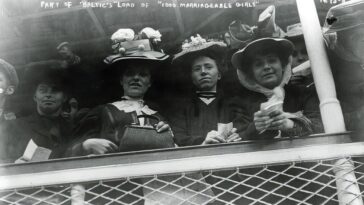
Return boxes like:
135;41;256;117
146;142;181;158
169;34;240;147
230;37;323;140
67;27;171;157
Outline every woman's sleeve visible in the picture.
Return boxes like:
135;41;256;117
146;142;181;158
229;97;279;140
99;105;120;144
283;87;324;137
63;106;103;157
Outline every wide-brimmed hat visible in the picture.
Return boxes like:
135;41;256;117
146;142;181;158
0;59;19;89
231;38;294;71
172;34;227;67
24;60;70;91
104;28;169;66
323;0;364;34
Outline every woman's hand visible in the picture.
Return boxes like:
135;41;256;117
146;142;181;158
226;128;241;142
254;111;273;133
267;110;295;131
82;138;118;155
155;121;171;133
202;131;226;145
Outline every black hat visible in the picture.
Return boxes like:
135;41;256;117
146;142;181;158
25;60;70;91
231;38;294;71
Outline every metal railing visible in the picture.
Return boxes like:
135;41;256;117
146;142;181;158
1;133;364;204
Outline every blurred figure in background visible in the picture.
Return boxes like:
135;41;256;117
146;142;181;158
285;23;313;87
0;59;18;121
0;59;19;163
56;42;103;108
1;61;81;163
323;0;364;132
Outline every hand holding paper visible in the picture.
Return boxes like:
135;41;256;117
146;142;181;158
256;87;285;134
218;123;241;142
15;139;52;163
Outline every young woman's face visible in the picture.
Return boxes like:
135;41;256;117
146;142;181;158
121;66;151;99
191;56;220;92
250;53;284;89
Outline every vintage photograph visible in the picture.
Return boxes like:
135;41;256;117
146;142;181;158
0;0;364;204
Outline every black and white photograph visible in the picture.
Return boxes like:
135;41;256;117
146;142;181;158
0;0;364;204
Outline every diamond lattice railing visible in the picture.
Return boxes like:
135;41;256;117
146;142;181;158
1;157;364;205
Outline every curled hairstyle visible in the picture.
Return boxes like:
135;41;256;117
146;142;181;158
243;46;289;77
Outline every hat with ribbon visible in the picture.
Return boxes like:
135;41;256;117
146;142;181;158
323;0;364;34
104;27;169;65
172;34;227;69
226;5;286;49
0;59;19;89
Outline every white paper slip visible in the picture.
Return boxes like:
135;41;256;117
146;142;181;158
22;139;52;162
217;122;233;139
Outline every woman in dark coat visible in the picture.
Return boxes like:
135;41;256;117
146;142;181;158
169;35;240;146
230;38;323;140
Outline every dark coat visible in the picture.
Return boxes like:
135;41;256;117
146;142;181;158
0;113;75;163
168;93;231;146
0;110;25;163
66;102;164;156
230;84;323;140
327;50;364;131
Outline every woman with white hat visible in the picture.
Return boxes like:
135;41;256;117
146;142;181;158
67;28;172;156
230;37;323;139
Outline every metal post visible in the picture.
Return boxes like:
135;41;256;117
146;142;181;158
71;184;85;205
295;0;362;204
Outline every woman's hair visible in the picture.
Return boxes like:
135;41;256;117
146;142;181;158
243;46;289;77
187;50;226;73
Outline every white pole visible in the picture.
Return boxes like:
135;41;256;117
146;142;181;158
296;0;345;133
295;0;362;204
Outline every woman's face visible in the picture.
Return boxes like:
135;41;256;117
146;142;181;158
291;40;308;68
33;83;67;116
121;66;151;98
250;53;284;89
191;56;221;92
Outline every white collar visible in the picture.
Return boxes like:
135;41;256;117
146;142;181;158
199;97;216;105
111;97;157;115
